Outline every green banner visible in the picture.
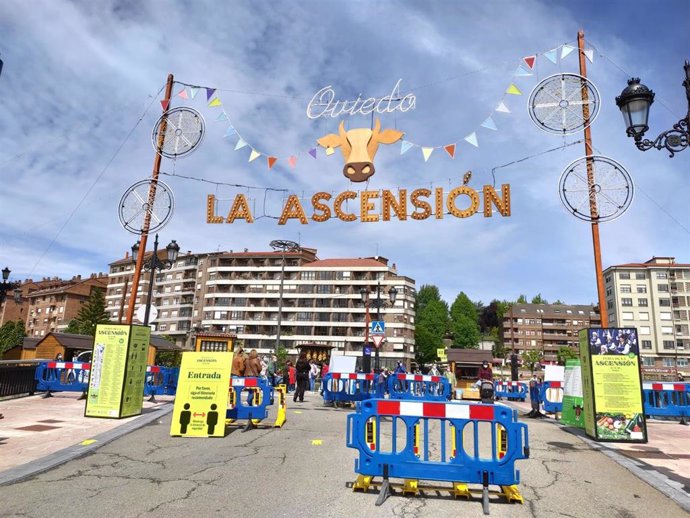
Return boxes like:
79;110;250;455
560;359;584;428
121;325;150;417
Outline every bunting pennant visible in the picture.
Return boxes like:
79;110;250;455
422;147;433;162
515;65;532;77
248;149;261;162
160;99;170;111
216;112;229;122
267;156;278;169
325;147;335;156
190;87;199;99
176;88;188;100
523;55;536;69
308;148;317;159
584;48;594;63
234;137;248;150
208;97;222;107
206;88;216;101
224;126;236;138
400;140;414;154
288;156;298;168
561;45;575;59
505;84;522;95
495;101;511;113
464;132;479;147
481;116;498;131
544;48;558;64
444;144;456;159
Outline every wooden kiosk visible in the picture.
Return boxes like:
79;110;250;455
194;332;236;353
446;349;493;400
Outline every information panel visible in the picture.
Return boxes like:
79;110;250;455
560;359;584;428
578;328;647;443
85;324;150;419
170;351;233;438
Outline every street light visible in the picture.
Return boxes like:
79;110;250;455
0;267;21;304
131;234;179;326
360;282;398;372
269;239;301;354
615;61;690;157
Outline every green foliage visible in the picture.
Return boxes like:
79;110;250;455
156;351;181;367
451;315;480;348
531;293;548;304
416;285;442;313
64;288;111;336
521;349;542;374
0;320;26;355
450;292;477;322
516;294;528;304
414;325;439;365
557;346;579;366
417;299;449;340
276;345;289;372
553;299;565;305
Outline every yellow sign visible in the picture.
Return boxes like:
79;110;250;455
170;351;233;437
437;348;447;361
85;324;150;419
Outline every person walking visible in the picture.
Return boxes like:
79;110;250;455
309;360;319;392
319;362;329;396
294;353;310;403
231;347;245;377
287;362;296;393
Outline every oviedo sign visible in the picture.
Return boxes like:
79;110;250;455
205;81;513;226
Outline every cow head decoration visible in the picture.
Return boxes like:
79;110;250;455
317;119;404;182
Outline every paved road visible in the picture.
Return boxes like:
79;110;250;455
0;395;687;518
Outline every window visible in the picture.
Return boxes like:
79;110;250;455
619;272;630;279
661;326;673;335
659;299;671;307
679;358;689;367
639;312;649;321
635;272;646;280
641;340;652;349
656;272;668;279
638;298;648;307
662;340;675;350
639;326;651;335
622;311;634;320
606;288;612;296
621;298;633;306
605;275;611;283
660;312;672;321
658;284;669;292
620;284;631;293
662;358;674;367
636;285;647;293
642;357;655;367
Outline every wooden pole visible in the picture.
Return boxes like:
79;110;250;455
125;73;175;324
577;31;608;326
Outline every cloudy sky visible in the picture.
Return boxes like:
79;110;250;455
0;0;688;307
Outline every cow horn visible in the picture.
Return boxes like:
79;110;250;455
373;118;381;134
338;120;346;138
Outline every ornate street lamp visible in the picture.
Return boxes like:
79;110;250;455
131;234;179;326
360;283;398;372
269;240;301;354
615;61;690;157
0;266;21;304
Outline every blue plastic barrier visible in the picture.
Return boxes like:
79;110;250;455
227;376;272;422
35;361;91;393
387;373;452;401
347;399;529;512
143;366;179;397
494;381;528;402
540;381;563;414
642;383;689;422
322;372;383;406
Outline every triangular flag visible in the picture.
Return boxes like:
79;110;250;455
464;132;479;147
234;137;248;150
176;88;188;100
208;97;222;107
160;100;170;111
584;48;594;63
544;48;558;64
224;126;236;138
190;87;199;99
288;156;297;168
216;112;229;122
495;101;511;113
561;45;575;59
422;147;433;162
400;140;414;154
515;65;532;77
523;55;536;69
444;144;456;158
267;156;278;169
481;116;498;131
248;149;261;162
506;84;522;95
206;88;216;101
308;148;317;159
325;147;335;156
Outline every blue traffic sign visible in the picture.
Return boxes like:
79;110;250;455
370;321;385;335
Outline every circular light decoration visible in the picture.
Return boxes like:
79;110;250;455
151;107;205;158
118;179;175;234
559;155;633;223
529;73;600;135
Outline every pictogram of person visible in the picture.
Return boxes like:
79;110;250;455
179;403;191;434
207;404;219;435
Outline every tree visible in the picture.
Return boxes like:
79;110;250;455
414;325;439;365
553;299;565;305
531;293;548;304
516;294;528;304
65;288;111;336
0;320;25;356
275;345;289;372
557;346;579;366
416;299;449;341
449;293;480;348
521;350;542;375
415;285;443;313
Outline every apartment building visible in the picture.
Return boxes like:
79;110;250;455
604;257;690;375
503;303;601;363
0;278;56;326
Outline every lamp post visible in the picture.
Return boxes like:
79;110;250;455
360;282;398;372
0;267;21;304
615;61;690;157
269;240;301;355
131;234;179;326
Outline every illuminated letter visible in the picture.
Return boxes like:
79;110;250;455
410;188;432;220
435;187;444;219
360;191;380;223
279;195;308;225
382;189;407;221
334;191;357;222
311;192;332;222
226;194;254;223
483;184;511;217
207;194;223;224
447;186;479;218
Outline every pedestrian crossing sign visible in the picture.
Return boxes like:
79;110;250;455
370;321;385;335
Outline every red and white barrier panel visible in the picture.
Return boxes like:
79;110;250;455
396;374;442;383
46;362;91;370
332;373;374;381
649;383;688;392
230;377;259;387
146;366;161;373
376;400;495;421
546;381;562;388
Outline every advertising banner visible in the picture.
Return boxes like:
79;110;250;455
560;359;584;428
578;328;647;442
85;324;150;419
170;351;233;437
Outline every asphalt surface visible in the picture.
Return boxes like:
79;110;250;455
0;395;688;518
